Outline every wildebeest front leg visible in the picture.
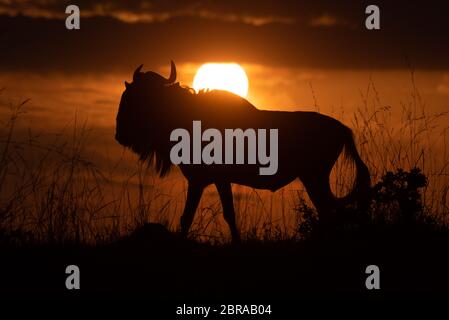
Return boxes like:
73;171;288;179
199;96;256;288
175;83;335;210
180;182;205;239
216;182;240;244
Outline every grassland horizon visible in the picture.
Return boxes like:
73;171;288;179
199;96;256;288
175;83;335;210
0;70;448;245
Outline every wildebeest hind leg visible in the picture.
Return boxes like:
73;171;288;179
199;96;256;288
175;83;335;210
180;182;205;239
301;174;336;228
216;182;241;244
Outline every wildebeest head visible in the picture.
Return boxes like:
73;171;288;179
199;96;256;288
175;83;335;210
115;61;177;175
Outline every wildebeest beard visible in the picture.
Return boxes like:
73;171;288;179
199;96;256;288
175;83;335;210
130;128;173;177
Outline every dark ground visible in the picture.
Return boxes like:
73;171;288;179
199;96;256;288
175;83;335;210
1;222;449;300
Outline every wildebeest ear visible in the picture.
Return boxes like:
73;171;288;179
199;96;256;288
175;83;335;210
125;81;131;89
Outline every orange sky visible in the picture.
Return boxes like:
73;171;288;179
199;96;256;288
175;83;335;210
1;66;448;126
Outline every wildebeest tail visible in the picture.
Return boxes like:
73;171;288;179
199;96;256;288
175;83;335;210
340;126;371;208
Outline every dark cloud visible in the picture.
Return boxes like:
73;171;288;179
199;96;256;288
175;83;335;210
0;0;298;25
0;0;448;72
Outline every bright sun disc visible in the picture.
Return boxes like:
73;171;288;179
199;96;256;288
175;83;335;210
193;63;249;98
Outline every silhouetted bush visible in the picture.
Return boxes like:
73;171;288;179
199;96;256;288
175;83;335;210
371;167;427;225
295;167;429;237
295;198;318;239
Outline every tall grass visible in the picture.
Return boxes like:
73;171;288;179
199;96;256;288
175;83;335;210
0;73;448;245
329;71;448;224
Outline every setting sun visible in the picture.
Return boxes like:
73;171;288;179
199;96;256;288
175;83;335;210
193;63;249;98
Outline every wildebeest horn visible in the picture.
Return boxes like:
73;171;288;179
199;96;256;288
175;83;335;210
167;60;176;83
133;64;143;82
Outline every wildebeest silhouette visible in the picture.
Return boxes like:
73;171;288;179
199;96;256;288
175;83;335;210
115;61;370;243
